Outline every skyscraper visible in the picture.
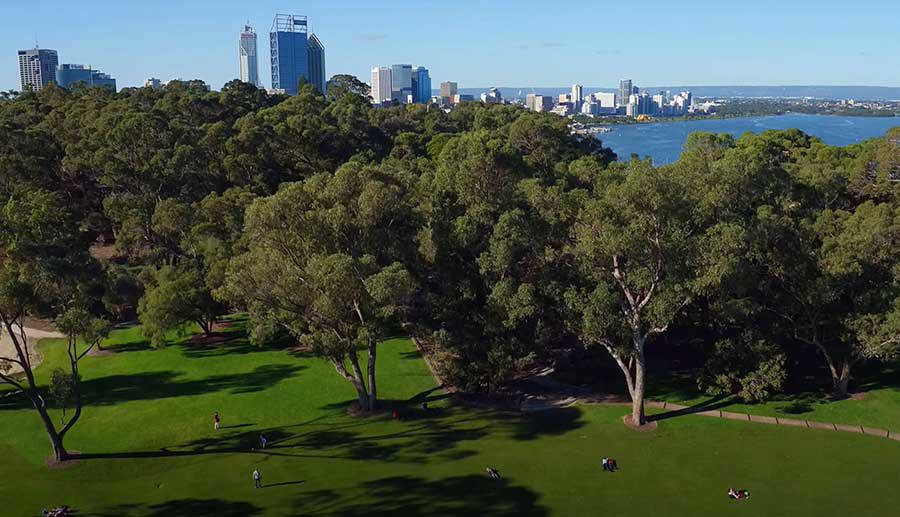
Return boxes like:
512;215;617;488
307;33;326;94
55;64;116;91
619;79;632;108
239;24;260;87
270;14;309;95
391;64;413;103
440;81;458;103
412;66;431;104
571;84;583;107
371;66;392;105
18;48;59;90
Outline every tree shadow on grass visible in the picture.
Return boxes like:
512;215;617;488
93;498;263;517
647;394;732;422
77;364;305;406
291;474;548;516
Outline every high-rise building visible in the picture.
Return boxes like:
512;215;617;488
145;78;163;89
307;33;326;94
594;92;616;109
270;14;310;95
18;48;59;91
440;81;458;102
412;66;431;104
571;84;583;108
371;66;392;105
55;64;116;91
619;79;632;108
390;64;413;103
525;93;554;112
239;24;260;87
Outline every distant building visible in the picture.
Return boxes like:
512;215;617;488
594;92;617;109
55;64;116;91
239;24;260;87
391;64;413;103
307;33;326;94
440;81;458;104
371;66;392;105
18;48;58;90
481;87;502;104
412;66;431;104
145;78;163;89
270;14;324;95
526;93;554;112
619;79;632;108
571;84;583;109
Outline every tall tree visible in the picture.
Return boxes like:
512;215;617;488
222;163;417;410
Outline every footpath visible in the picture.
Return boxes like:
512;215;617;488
0;326;64;375
412;337;900;444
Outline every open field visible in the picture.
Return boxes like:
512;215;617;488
2;321;899;516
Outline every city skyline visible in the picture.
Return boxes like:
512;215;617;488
2;0;900;92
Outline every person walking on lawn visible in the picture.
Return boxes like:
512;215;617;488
253;468;262;489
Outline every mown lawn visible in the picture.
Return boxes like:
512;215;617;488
2;320;899;516
648;363;900;431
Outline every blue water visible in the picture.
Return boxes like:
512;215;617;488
596;114;899;165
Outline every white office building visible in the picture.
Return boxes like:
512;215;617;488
371;67;392;105
17;47;58;90
239;25;260;87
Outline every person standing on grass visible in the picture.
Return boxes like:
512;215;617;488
253;468;262;489
214;412;221;431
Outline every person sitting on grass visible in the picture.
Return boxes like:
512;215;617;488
607;458;618;472
602;457;609;471
728;488;750;500
486;467;502;480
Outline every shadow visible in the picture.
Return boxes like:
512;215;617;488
265;480;306;488
92;498;263;517
647;394;732;422
220;423;255;430
291;474;548;516
75;364;305;406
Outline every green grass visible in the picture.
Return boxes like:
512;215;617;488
649;364;900;431
2;320;899;516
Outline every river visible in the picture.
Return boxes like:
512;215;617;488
596;114;899;165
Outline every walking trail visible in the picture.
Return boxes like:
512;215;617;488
412;337;900;444
0;326;64;375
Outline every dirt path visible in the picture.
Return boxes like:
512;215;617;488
0;327;64;375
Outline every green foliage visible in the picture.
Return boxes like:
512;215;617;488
48;367;76;416
138;265;221;347
698;336;787;402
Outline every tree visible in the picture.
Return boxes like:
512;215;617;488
138;264;221;346
566;162;702;426
222;163;417;410
326;74;371;101
48;368;75;422
0;188;100;461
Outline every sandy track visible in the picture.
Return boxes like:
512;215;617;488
0;327;64;375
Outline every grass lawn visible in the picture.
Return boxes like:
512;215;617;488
2;319;899;516
648;364;900;431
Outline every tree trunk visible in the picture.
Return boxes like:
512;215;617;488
832;361;852;398
630;354;647;426
367;339;377;411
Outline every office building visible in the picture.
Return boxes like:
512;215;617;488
239;25;260;87
440;81;458;103
571;84;583;108
371;66;392;105
412;66;431;104
145;78;163;89
619;79;632;107
481;87;502;104
270;13;314;95
390;64;413;103
18;48;59;90
594;92;616;109
307;33;326;94
55;64;116;91
525;93;554;112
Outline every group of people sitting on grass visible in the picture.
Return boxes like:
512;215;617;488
601;457;618;472
728;488;750;500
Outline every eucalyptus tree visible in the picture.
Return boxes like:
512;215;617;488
222;162;417;411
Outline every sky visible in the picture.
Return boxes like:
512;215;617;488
2;0;899;92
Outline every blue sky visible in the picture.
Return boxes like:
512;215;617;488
2;0;898;91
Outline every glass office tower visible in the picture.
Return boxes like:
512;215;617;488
270;14;309;95
239;24;260;87
412;66;431;104
307;33;326;94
